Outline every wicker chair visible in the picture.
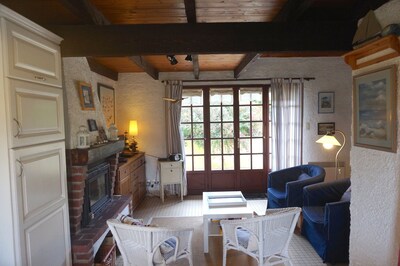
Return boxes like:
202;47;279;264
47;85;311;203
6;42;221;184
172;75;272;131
220;207;301;266
107;219;194;266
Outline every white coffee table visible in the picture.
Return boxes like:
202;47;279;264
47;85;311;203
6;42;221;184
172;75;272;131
202;191;253;253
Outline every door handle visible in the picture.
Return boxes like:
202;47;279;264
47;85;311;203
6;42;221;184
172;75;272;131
16;159;24;178
13;118;22;137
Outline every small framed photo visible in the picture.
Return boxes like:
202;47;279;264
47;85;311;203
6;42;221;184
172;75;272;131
87;119;98;131
318;92;335;113
78;81;95;110
318;122;335;135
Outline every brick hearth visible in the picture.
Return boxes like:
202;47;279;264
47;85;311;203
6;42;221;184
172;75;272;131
66;140;130;266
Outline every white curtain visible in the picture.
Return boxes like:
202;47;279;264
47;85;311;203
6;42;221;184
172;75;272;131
271;78;303;171
164;80;187;196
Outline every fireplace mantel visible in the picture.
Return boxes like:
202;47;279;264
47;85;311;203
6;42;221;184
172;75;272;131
68;140;125;165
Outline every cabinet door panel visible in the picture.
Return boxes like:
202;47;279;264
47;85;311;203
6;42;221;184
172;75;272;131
12;142;67;223
4;20;62;87
23;205;71;266
8;79;64;147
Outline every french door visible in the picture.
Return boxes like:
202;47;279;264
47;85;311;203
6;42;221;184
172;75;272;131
181;86;270;194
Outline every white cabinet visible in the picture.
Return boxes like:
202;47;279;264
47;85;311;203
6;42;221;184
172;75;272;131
0;4;70;266
3;19;62;87
159;160;183;202
7;79;65;147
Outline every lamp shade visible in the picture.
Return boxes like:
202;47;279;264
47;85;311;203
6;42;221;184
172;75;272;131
316;135;341;149
129;120;138;136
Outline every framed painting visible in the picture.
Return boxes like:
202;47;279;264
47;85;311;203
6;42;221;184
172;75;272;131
318;92;335;113
78;82;95;110
317;122;335;135
353;65;397;152
98;83;115;128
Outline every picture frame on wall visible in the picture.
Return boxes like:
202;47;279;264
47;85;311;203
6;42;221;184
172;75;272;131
353;65;397;152
87;119;98;132
78;81;95;110
318;122;335;135
318;92;335;113
98;83;115;128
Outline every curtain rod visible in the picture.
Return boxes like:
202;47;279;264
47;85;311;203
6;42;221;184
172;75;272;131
179;77;314;82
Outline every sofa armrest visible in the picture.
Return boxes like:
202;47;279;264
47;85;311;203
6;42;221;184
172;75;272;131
286;176;324;207
303;178;351;207
324;201;350;241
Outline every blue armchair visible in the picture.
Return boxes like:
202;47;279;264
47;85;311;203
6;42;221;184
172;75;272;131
301;178;351;263
267;164;325;209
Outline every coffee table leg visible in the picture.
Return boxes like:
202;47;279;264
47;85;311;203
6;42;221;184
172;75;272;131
203;216;209;253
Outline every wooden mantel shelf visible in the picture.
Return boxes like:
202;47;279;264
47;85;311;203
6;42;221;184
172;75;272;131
343;35;400;70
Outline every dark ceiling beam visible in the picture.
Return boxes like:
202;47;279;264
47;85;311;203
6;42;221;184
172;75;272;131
59;0;159;80
351;0;390;20
129;56;159;80
183;0;200;79
235;0;316;79
50;21;356;57
184;0;197;23
58;0;109;25
86;57;118;81
234;53;260;79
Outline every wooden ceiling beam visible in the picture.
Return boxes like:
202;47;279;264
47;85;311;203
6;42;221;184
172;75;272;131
58;0;109;25
234;53;260;79
184;0;197;23
59;0;159;79
129;56;159;80
183;0;200;79
50;21;356;57
86;57;118;81
273;0;315;22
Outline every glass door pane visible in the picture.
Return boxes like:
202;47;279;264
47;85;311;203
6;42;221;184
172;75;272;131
239;88;263;170
209;88;234;171
181;90;205;171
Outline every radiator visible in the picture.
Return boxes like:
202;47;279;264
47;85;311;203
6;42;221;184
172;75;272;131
308;161;345;182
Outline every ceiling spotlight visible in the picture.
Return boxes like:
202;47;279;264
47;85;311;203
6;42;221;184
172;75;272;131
185;55;192;62
167;55;178;65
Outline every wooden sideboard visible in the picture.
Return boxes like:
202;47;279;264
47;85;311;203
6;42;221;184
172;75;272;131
115;152;146;210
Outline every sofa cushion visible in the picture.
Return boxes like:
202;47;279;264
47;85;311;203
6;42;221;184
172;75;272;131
340;186;351;202
267;188;286;199
298;172;311;181
267;188;287;208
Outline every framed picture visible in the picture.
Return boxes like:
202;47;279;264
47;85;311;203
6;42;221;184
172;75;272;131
87;119;98;131
78;82;95;110
317;122;335;135
354;65;397;152
98;83;115;128
318;92;335;113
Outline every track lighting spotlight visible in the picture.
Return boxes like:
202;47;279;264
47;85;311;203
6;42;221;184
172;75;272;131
185;55;192;62
167;55;178;65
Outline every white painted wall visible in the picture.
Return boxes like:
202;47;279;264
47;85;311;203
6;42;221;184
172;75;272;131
115;73;166;186
62;58;117;149
349;2;400;264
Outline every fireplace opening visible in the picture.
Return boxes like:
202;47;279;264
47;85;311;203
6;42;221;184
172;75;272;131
82;162;111;227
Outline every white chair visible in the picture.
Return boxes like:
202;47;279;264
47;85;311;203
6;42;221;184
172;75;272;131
107;219;194;266
220;207;301;266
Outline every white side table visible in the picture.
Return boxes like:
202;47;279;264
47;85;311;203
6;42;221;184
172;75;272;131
159;160;184;202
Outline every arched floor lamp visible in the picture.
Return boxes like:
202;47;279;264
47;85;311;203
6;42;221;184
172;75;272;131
316;130;346;180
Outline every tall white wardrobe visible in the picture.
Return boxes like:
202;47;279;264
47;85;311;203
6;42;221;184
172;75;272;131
0;4;71;266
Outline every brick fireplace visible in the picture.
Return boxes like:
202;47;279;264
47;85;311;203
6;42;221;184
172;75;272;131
66;140;131;266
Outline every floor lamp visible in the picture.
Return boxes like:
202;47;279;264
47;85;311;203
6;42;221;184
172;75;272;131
316;130;346;180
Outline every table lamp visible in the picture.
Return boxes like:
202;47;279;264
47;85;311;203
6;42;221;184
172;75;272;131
316;130;346;180
129;120;138;152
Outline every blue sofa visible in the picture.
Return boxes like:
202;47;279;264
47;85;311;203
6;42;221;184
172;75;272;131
302;178;351;263
267;164;325;209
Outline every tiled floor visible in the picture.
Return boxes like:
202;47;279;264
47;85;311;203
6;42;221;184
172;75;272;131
116;194;341;266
